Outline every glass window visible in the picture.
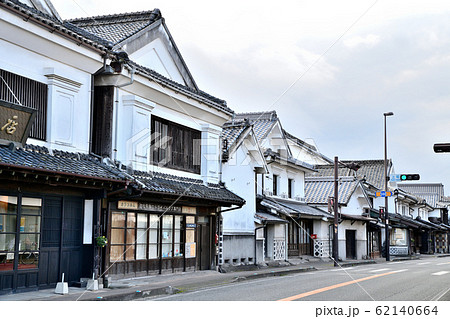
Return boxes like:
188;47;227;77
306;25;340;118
110;245;124;261
148;215;159;259
136;214;147;260
18;197;41;270
174;216;183;257
110;211;126;262
1;196;42;271
162;215;173;258
186;216;195;244
390;228;407;246
111;212;126;228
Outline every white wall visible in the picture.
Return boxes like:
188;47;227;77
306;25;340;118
222;144;257;234
265;163;305;200
0;38;94;154
114;90;223;182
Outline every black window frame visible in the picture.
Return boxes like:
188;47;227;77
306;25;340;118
288;178;294;198
151;116;201;174
273;174;279;196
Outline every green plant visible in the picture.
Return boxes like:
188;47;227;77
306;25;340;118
96;236;108;248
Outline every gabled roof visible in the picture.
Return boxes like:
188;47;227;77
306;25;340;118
68;10;162;46
398;183;445;209
305;176;362;206
232;111;279;143
307;159;391;190
1;1;233;115
221;121;251;153
1;0;110;51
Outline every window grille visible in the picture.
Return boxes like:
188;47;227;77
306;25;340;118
0;69;47;141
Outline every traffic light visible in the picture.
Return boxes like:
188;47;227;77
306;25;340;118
434;143;450;153
400;174;420;181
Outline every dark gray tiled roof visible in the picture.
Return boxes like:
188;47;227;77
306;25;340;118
0;144;244;205
398;183;444;209
221;122;250;152
305;177;360;205
2;1;232;115
255;211;288;224
233;111;278;143
307;159;390;190
264;149;315;172
0;144;127;181
132;171;245;206
2;0;110;51
263;196;333;219
68;10;161;46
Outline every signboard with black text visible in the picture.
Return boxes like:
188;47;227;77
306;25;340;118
0;100;36;146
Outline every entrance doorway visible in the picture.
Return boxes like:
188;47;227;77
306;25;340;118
346;230;356;260
288;219;313;256
197;216;211;270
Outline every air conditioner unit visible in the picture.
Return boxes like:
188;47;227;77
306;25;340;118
264;191;273;196
281;193;288;199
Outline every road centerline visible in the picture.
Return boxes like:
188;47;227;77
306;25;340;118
278;270;407;301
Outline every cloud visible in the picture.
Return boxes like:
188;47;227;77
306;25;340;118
343;34;381;49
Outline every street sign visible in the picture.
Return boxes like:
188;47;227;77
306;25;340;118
376;191;392;197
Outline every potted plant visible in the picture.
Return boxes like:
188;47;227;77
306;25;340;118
96;236;108;248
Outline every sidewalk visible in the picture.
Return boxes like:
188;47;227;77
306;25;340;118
1;254;448;301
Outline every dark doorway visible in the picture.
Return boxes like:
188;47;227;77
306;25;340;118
346;230;356;260
197;217;211;270
39;196;84;288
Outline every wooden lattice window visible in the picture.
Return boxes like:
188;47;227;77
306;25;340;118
0;69;47;141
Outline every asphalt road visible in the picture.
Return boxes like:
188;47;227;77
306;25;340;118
147;257;450;301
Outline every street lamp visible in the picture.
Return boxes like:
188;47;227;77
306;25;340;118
384;112;394;261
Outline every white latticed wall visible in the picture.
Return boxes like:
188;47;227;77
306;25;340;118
273;240;286;260
314;240;324;257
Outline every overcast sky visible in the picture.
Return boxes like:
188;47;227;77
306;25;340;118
51;0;450;194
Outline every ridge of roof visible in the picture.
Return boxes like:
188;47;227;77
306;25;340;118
67;9;162;46
67;10;160;25
1;0;110;51
234;111;278;122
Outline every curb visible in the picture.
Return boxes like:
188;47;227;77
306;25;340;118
236;266;317;281
87;286;181;301
86;266;318;301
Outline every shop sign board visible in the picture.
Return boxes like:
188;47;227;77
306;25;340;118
0;100;36;146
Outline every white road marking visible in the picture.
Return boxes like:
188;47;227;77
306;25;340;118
392;269;408;274
437;262;450;266
432;271;449;276
370;268;390;273
417;262;431;265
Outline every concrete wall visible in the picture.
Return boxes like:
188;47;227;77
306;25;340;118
222;234;255;265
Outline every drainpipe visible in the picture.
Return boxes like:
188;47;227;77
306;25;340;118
113;66;136;161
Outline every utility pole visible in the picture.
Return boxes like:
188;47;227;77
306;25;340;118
333;156;339;266
384;112;394;261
